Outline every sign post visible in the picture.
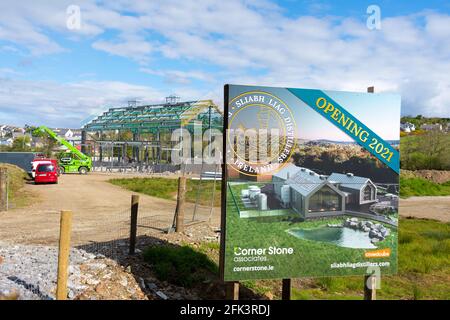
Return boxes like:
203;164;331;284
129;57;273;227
282;279;291;300
364;85;378;300
364;273;377;300
225;281;239;300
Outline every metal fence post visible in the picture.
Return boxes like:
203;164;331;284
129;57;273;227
56;210;73;300
129;194;139;255
175;176;187;232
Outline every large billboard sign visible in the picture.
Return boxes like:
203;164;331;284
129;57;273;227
220;84;400;281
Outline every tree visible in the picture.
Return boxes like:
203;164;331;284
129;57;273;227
31;129;55;157
420;131;449;169
9;136;32;152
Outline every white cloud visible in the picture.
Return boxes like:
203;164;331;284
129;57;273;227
426;13;450;39
0;78;164;127
0;1;68;55
0;1;449;117
0;76;216;127
92;34;154;63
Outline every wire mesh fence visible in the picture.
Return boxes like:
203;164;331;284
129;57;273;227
5;172;16;211
0;160;221;300
71;208;131;260
0;203;178;300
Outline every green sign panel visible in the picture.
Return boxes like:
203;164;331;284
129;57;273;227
220;84;401;281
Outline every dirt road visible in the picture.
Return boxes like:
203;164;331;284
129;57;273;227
0;173;220;244
399;196;450;222
1;172;448;245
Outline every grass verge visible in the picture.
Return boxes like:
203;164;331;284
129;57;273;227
0;163;35;208
400;177;450;198
109;177;222;206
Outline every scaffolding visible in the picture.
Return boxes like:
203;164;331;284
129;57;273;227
82;99;223;174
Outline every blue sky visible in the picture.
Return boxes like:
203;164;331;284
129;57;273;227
0;0;449;127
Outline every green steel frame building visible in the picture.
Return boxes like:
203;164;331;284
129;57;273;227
82;98;223;171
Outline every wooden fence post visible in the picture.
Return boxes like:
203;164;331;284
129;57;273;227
175;176;187;232
226;281;239;300
129;194;139;255
56;210;73;300
0;168;7;212
364;274;377;300
282;278;291;300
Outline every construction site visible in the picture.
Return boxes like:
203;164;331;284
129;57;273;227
0;97;227;300
1;95;449;301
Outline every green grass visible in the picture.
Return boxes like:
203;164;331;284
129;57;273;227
141;218;448;299
109;177;222;206
109;175;450;206
0;163;35;208
400;177;450;198
143;245;218;287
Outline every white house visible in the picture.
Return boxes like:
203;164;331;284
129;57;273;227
400;122;416;132
421;123;442;131
0;137;14;146
0;125;16;138
9;127;26;138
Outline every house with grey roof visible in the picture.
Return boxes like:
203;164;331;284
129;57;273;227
272;164;346;219
272;164;377;219
328;173;377;206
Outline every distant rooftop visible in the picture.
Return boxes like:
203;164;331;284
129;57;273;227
327;173;371;190
274;164;325;196
274;163;373;194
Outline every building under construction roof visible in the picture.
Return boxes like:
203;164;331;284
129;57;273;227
83;98;223;133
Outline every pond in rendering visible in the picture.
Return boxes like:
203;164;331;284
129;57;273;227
288;227;377;249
